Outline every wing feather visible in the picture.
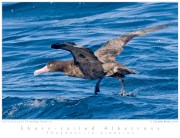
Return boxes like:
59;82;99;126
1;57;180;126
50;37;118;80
95;24;170;63
51;42;105;79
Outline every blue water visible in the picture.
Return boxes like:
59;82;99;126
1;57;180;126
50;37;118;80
2;2;178;119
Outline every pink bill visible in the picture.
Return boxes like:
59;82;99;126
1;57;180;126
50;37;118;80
34;65;49;76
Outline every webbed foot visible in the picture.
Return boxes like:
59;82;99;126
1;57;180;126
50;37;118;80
118;91;135;96
119;91;126;96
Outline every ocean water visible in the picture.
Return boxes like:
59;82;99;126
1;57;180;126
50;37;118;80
2;2;178;119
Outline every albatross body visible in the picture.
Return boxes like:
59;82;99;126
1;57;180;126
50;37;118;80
34;24;169;95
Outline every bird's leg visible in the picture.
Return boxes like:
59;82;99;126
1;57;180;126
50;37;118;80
94;77;103;95
119;79;126;96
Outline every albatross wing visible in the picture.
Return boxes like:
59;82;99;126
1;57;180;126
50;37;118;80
95;24;170;63
51;42;105;79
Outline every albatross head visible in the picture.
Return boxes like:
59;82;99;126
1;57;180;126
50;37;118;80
34;60;65;76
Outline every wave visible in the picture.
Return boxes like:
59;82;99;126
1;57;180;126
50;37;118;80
3;94;177;119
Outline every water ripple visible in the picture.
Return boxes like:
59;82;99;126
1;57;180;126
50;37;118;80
2;2;178;119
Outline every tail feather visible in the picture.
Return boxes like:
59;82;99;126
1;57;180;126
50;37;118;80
129;69;139;74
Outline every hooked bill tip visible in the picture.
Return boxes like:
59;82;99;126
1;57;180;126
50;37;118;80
34;70;39;76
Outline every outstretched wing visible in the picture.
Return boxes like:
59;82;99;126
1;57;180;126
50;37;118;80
95;24;170;63
51;42;105;79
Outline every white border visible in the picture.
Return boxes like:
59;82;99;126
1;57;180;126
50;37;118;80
1;0;179;2
0;0;179;138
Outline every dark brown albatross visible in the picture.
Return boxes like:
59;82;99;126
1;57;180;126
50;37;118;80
34;24;169;96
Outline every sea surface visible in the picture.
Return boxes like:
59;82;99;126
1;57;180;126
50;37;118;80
2;2;178;119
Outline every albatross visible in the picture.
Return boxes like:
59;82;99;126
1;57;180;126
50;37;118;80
34;24;169;96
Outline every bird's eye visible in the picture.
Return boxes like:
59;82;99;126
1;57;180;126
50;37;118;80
49;64;53;67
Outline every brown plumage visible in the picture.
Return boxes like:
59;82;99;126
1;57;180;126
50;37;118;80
34;24;169;95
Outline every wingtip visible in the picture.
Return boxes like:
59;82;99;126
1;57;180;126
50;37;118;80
160;23;176;29
165;22;177;28
51;43;59;49
162;23;171;28
51;42;66;49
51;42;76;49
